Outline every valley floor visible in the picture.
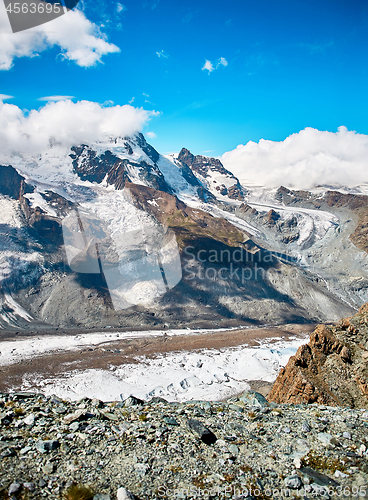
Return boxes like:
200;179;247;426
0;324;315;403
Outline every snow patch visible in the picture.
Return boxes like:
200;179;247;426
24;192;57;217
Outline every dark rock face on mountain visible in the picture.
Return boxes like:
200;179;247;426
269;304;368;408
0;165;70;247
178;148;246;200
70;147;117;184
0;165;33;200
41;191;75;218
70;144;172;194
178;148;229;177
135;132;160;163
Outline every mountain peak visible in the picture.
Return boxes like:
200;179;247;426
177;147;246;201
178;148;195;166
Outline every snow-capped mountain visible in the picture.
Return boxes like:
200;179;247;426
177;148;247;201
0;133;367;330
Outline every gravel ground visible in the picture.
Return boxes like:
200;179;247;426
1;391;368;499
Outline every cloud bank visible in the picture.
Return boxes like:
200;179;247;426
0;4;120;70
0;99;156;159
221;127;368;189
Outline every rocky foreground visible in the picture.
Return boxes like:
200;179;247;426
1;391;368;499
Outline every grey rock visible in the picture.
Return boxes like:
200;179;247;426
228;444;239;455
20;445;32;455
23;413;35;425
284;475;303;489
302;422;311;433
102;411;119;421
92;398;105;408
53;405;67;414
300;467;339;487
238;390;269;407
12;392;37;399
35;439;59;453
0;390;367;500
43;462;55;474
149;397;168;404
163;416;179;426
117;487;135;500
187;419;217;445
8;483;22;496
93;495;111;500
69;421;80;432
0;447;15;457
23;482;36;492
317;433;334;446
121;395;145;407
63;409;87;424
228;404;243;412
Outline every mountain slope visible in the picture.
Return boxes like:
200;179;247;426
0;134;366;330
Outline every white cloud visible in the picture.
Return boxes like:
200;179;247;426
221;127;368;189
217;57;228;68
202;60;214;73
38;95;75;102
116;3;127;13
202;57;228;73
156;49;168;59
146;131;157;139
0;4;120;70
0;99;157;160
0;94;13;101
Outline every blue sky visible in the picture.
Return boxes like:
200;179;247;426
1;0;368;156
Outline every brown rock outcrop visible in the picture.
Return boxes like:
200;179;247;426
268;303;368;408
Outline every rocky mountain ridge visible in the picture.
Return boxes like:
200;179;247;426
269;303;368;408
177;148;246;201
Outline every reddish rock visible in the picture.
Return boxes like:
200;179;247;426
265;209;280;225
268;305;368;408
